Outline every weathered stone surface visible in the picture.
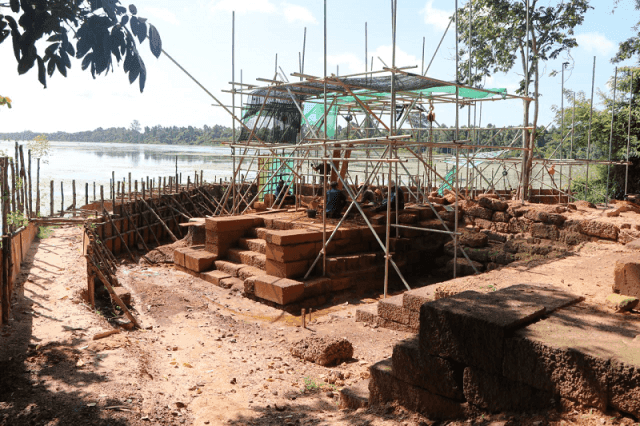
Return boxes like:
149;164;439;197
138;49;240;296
465;204;493;220
459;230;488;248
609;359;640;418
214;260;244;277
491;211;512;222
219;277;243;291
474;218;494;230
339;381;369;409
392;337;464;400
508;217;532;234
265;242;317;263
200;270;232;286
530;223;559;240
503;304;634;411
606;293;639;312
264;229;323;246
265;258;310;279
463;367;554;413
228;248;266;270
303;277;331;298
290;336;353;366
579;220;619;240
205;216;255;232
403;286;436;312
253;275;304;305
478;196;508;212
378;295;410;324
524;210;567;226
369;359;471;420
575;200;597;209
446;258;484;276
496;284;583;313
355;303;378;324
613;257;640;299
420;289;547;374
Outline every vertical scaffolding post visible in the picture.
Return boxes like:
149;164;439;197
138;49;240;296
231;11;237;214
586;56;596;197
606;67;618;207
322;0;327;276
625;69;633;196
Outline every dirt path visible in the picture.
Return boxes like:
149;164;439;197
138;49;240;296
1;226;639;426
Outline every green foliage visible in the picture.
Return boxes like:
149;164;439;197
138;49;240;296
0;124;232;146
27;134;51;164
7;210;27;228
37;226;54;239
455;0;591;93
302;376;320;392
0;1;161;91
0;95;11;109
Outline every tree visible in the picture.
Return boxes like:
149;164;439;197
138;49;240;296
0;0;162;92
455;0;591;198
0;95;11;108
612;0;640;64
129;119;141;133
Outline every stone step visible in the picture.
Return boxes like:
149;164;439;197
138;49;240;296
246;227;269;239
238;237;266;254
378;294;418;329
402;285;437;312
227;248;267;270
214;259;264;281
339;380;369;409
355;303;378;325
219;276;244;292
323;252;382;276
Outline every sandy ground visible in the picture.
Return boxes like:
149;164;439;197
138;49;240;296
2;222;640;426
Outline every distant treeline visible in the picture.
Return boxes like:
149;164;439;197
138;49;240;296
0;124;234;145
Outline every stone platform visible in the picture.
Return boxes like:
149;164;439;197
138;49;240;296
367;284;640;419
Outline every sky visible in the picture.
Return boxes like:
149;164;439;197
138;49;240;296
0;0;639;134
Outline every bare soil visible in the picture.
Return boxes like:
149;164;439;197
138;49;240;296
2;218;640;426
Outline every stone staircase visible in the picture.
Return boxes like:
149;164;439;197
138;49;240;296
355;285;437;333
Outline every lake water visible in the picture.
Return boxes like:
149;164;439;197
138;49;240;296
2;141;239;213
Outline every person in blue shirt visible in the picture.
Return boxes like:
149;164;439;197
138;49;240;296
375;181;404;212
325;181;347;218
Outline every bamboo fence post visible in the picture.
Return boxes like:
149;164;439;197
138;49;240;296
72;180;76;217
163;198;183;238
50;180;54;217
35;158;40;217
1;157;9;324
93;182;96;201
142;181;146;200
60;181;64;217
19;145;26;215
138;200;162;247
187;176;191;192
100;185;105;215
85;182;89;207
10;159;15;214
27;149;32;217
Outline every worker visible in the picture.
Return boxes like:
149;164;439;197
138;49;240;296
312;163;328;196
325;181;346;219
358;183;377;205
375;181;404;212
274;179;295;205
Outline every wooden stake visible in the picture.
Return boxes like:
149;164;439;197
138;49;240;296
302;308;306;328
140;198;178;242
72;180;76;217
60;181;64;217
85;182;89;207
27;149;32;217
50;180;54;217
36;158;40;217
103;209;136;262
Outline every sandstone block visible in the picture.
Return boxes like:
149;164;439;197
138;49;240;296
606;293;639;312
200;270;231;286
392;337;464;400
214;260;244;277
459;230;488;248
420;289;547;374
478;197;508;212
264;229;323;246
253;274;304;305
465;205;493;220
173;247;186;267
265;242;317;263
303;277;331;298
491;211;511;222
266;259;310;279
205;216;255;232
463;367;554;413
378;295;410;324
579;220;619;240
339;381;369;409
403;286;436;312
369;359;471;420
613;257;640;298
530;223;559;240
184;247;217;272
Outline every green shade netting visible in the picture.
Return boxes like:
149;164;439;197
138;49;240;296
334;87;507;104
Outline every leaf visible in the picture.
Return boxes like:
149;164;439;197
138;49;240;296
81;53;93;71
47;57;56;76
138;59;146;92
129;4;137;15
37;57;46;88
47;34;63;43
56;56;67;77
10;0;19;13
121;15;129;26
148;24;161;58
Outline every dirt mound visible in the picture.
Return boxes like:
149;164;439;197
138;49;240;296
141;239;188;264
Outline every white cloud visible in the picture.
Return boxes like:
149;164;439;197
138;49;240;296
420;0;452;31
372;45;419;70
327;53;365;75
146;7;180;25
211;0;276;14
575;32;616;56
282;3;316;24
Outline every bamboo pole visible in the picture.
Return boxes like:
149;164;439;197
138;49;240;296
103;209;136;262
140;198;178;242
